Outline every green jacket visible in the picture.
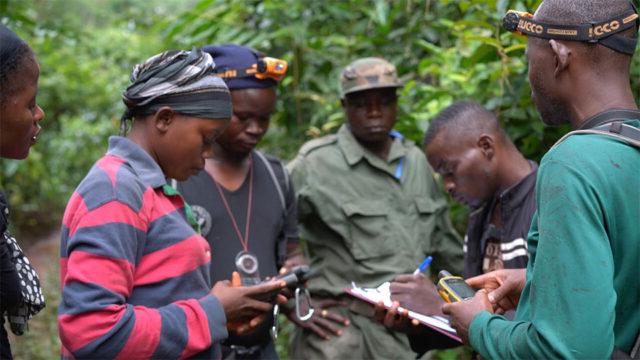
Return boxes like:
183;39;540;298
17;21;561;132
469;120;640;359
287;124;463;296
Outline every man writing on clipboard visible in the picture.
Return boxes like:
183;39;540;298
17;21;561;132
443;1;640;358
375;101;537;355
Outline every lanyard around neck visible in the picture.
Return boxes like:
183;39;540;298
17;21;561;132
213;154;254;252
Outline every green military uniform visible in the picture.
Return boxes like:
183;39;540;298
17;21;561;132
287;58;463;359
287;124;463;359
287;58;465;359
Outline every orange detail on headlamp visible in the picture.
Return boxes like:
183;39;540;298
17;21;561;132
503;10;534;36
215;57;288;82
255;57;288;81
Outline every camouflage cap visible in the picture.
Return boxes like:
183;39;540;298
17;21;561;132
340;57;402;98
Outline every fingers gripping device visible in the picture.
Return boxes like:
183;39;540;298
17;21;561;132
271;266;314;339
436;270;477;303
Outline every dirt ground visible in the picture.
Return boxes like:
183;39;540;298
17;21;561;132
23;230;60;284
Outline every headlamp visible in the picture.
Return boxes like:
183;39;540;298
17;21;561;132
502;2;639;55
214;56;288;82
255;57;288;81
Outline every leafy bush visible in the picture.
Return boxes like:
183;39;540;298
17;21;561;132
165;0;639;357
1;0;176;238
0;1;638;358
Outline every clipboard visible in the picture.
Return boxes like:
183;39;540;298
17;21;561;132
344;282;462;343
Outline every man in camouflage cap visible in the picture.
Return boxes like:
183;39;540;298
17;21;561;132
340;57;402;96
287;57;464;359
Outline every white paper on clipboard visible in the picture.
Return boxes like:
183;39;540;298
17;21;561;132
345;282;461;343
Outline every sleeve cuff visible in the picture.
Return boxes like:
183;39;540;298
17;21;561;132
469;310;494;355
200;294;228;344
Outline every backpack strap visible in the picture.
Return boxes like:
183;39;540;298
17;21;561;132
578;109;640;130
170;154;290;213
254;150;287;212
280;160;291;196
254;151;295;268
557;109;640;149
598;121;640;145
612;332;640;360
553;122;640;150
631;332;640;359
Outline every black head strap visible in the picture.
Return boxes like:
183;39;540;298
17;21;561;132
503;2;639;55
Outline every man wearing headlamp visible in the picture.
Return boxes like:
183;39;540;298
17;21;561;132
173;44;340;359
442;0;640;358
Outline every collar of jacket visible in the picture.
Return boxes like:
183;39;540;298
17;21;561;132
106;136;167;189
336;124;408;167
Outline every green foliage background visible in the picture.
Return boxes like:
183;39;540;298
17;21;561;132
1;0;639;359
2;0;640;236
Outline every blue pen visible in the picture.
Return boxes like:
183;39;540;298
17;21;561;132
413;256;433;275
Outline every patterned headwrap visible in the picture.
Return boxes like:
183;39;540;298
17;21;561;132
121;48;232;133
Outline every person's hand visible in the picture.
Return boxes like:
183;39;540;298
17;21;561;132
211;279;285;333
441;290;493;344
279;255;307;276
283;298;350;340
279;243;307;275
389;273;445;316
466;269;526;314
278;248;308;299
235;314;268;335
374;301;421;334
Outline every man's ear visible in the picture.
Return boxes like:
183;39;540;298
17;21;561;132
549;40;571;78
152;107;176;133
477;134;495;159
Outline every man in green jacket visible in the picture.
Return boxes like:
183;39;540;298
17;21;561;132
287;57;464;359
443;0;640;358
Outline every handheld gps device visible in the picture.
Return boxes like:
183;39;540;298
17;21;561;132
437;270;477;303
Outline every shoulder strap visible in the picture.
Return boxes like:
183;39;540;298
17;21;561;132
612;332;640;359
579;109;640;130
631;332;640;359
279;160;291;195
553;122;640;150
254;151;286;212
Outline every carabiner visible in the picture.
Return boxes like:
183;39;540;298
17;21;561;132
295;287;315;322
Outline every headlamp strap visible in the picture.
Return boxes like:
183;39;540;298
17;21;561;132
213;57;288;81
214;65;260;79
504;8;639;55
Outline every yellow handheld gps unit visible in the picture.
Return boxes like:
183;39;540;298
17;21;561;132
437;270;477;303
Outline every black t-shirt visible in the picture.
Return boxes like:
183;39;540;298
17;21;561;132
177;151;298;348
462;161;538;279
